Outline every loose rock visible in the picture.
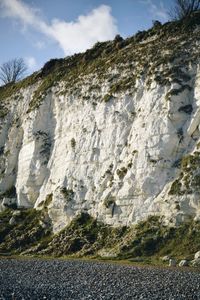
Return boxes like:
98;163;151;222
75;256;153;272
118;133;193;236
191;258;200;267
9;216;17;225
194;251;200;260
12;210;21;217
179;260;189;267
161;255;170;262
169;258;177;267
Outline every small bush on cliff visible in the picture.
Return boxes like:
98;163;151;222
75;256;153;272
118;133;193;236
103;94;112;102
71;138;76;148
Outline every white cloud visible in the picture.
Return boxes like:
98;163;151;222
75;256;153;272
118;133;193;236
0;0;38;24
25;56;37;71
34;41;45;50
140;0;168;21
0;0;118;55
49;6;118;54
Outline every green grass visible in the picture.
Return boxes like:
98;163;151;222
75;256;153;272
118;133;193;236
0;210;199;266
0;208;52;255
169;151;200;195
0;73;39;102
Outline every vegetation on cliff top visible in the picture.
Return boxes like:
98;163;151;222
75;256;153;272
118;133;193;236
0;11;200;112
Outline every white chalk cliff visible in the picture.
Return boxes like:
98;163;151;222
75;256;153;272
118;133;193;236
1;17;200;232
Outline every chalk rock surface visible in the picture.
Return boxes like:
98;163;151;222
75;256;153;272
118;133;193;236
0;17;200;232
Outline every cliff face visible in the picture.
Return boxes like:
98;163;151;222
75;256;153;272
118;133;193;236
1;16;200;232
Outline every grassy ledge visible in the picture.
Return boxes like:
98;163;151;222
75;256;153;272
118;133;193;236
0;209;199;268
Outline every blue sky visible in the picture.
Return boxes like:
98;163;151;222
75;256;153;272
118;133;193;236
0;0;174;74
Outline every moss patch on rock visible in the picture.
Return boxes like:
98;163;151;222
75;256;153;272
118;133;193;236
169;151;200;195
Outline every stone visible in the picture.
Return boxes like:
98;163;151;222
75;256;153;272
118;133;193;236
194;251;200;260
98;250;117;258
12;210;21;217
169;259;177;267
39;220;47;229
2;198;16;208
161;255;170;262
9;217;17;226
191;258;200;267
178;260;189;267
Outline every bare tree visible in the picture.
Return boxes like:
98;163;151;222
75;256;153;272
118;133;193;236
170;0;200;20
0;58;27;85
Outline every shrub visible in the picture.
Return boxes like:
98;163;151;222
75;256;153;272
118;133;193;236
71;138;76;148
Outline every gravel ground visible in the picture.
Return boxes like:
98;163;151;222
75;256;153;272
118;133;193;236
0;259;200;300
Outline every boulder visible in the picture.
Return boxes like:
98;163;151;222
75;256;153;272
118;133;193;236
161;255;170;262
2;197;16;209
194;251;200;260
178;260;189;267
9;216;17;225
169;258;177;267
191;258;200;267
12;210;21;217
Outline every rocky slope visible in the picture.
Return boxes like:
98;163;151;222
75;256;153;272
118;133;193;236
0;13;200;235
